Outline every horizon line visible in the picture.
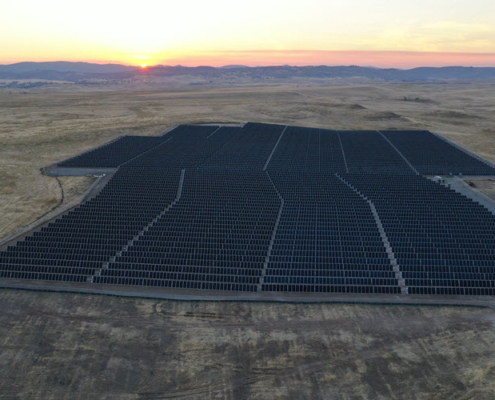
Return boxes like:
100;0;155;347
2;50;495;69
2;61;495;70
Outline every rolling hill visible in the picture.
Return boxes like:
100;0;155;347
1;62;495;82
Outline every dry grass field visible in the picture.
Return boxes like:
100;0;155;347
1;81;495;399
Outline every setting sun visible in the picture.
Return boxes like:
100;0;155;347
140;63;147;68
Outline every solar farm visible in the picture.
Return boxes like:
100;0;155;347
1;122;495;301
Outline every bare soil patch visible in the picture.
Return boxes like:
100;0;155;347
0;291;494;399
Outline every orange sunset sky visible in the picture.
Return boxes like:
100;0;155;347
1;0;495;68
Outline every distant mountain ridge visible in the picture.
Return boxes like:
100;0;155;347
0;61;136;74
220;65;250;69
1;61;495;81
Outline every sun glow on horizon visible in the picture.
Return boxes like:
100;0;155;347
1;0;495;67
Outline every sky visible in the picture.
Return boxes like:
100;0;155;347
1;0;495;68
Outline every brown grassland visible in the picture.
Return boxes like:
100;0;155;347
0;81;494;399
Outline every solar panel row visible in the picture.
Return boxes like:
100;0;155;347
1;123;494;297
58;135;168;168
200;123;285;170
95;170;279;292
0;168;182;282
262;172;400;294
339;131;415;175
343;174;495;296
57;124;495;176
266;127;347;173
381;130;495;175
